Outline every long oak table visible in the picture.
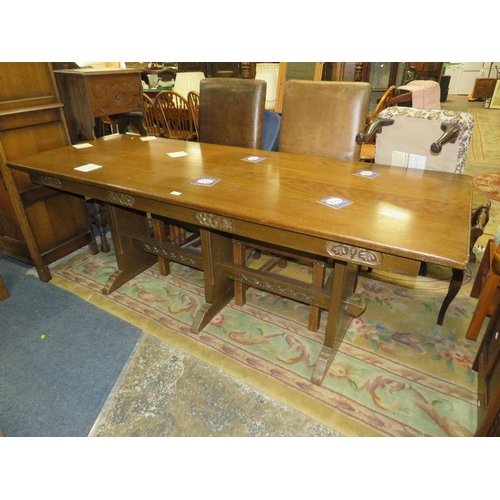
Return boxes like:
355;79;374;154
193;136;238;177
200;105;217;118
7;134;473;385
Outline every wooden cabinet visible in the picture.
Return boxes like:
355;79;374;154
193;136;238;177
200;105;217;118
0;62;96;281
473;297;500;436
54;68;143;144
470;78;499;100
407;62;444;82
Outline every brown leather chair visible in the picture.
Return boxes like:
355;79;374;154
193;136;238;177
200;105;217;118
153;78;266;276
198;78;266;148
278;80;371;160
233;80;371;331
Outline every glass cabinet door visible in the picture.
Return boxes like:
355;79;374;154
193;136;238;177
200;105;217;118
368;62;408;112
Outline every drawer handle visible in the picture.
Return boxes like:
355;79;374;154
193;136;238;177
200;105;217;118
114;93;123;103
496;331;499;340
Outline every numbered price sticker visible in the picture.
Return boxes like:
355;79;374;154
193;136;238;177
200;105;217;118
191;177;220;186
317;196;353;209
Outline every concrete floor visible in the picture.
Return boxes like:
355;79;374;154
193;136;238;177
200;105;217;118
90;333;344;437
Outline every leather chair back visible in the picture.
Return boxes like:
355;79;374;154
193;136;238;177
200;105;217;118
279;80;371;161
198;78;266;148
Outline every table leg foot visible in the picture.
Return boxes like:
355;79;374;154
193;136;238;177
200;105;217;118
190;288;234;334
102;253;156;294
311;345;335;385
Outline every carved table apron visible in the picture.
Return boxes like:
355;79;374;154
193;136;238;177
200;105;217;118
7;135;473;386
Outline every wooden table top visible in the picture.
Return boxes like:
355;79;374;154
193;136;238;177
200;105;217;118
8;134;473;270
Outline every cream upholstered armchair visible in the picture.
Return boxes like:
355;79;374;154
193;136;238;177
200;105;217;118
357;106;490;325
364;107;474;173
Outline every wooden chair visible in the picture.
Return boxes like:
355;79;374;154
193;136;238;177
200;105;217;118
197;78;265;148
0;275;9;300
142;93;163;137
187;91;200;137
154;90;197;141
99;115;119;136
234;80;371;331
466;239;500;341
359;85;397;162
152;78;266;276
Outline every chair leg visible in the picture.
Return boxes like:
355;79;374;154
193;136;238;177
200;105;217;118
153;218;171;276
466;239;500;341
307;260;326;332
0;275;9;301
86;200;110;253
233;240;248;306
466;273;500;340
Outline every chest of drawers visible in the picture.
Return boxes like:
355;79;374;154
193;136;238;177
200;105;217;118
54;68;143;144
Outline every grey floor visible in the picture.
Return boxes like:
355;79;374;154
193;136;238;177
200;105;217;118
90;333;343;437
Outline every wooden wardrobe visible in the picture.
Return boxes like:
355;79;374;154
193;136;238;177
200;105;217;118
0;62;97;282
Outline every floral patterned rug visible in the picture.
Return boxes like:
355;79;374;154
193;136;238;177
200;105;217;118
468;107;500;165
473;171;500;202
50;247;482;437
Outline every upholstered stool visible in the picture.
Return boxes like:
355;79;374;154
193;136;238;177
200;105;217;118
397;80;441;110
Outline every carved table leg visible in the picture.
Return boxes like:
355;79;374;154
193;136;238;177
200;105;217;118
102;204;157;294
191;229;234;333
311;261;366;385
437;268;464;326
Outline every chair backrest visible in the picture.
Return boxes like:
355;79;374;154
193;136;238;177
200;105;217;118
187;90;200;136
262;110;281;151
142;93;162;137
374;107;474;173
154;90;197;140
278;80;371;161
198;78;266;148
367;85;397;123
